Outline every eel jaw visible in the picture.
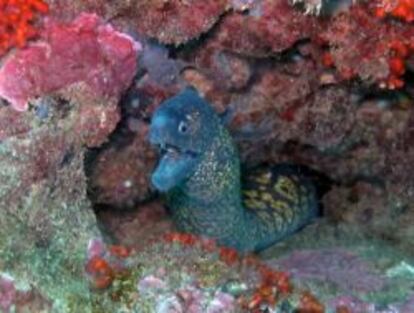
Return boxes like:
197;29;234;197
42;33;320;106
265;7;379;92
156;142;198;160
151;141;199;192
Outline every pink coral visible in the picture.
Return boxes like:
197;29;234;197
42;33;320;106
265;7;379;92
87;238;106;260
272;248;386;293
0;274;16;313
0;274;50;313
0;13;141;111
137;275;168;293
328;295;398;313
206;292;236;313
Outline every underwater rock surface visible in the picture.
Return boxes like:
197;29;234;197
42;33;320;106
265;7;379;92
0;13;140;111
0;0;414;311
0;97;100;311
0;12;139;311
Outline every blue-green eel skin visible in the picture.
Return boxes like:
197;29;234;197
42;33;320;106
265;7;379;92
149;88;319;252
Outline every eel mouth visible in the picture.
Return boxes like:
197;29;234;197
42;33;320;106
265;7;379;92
155;142;198;159
150;141;199;191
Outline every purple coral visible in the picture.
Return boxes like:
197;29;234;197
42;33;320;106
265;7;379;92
272;248;386;293
206;292;236;313
86;238;106;260
137;275;168;294
328;295;399;313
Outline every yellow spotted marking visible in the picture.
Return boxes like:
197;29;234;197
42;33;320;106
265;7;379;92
272;200;294;223
245;198;267;210
260;192;274;203
254;172;272;185
243;190;259;199
274;176;298;202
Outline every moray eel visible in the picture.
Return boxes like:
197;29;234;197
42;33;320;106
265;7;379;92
149;88;319;252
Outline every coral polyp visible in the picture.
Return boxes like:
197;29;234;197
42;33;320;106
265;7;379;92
374;0;414;22
0;0;49;55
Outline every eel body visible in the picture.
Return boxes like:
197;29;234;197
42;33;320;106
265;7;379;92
149;88;318;252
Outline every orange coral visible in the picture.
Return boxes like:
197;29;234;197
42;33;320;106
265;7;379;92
163;232;198;246
298;291;325;313
257;265;292;294
374;0;414;22
85;256;115;289
0;0;49;55
381;40;414;89
219;247;240;265
85;244;132;290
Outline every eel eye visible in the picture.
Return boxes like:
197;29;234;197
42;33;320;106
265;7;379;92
178;121;188;134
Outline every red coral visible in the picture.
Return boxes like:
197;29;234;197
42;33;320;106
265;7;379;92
85;239;132;290
384;39;414;89
85;256;114;289
0;0;49;56
374;0;414;22
0;13;141;111
219;247;240;265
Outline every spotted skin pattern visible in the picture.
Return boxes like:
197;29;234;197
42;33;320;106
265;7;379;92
241;166;317;250
149;89;319;252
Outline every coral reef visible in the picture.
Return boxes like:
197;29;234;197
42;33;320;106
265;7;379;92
0;97;101;311
0;0;413;311
86;231;414;312
0;11;140;312
86;233;330;313
0;273;51;313
130;0;228;45
45;0;228;45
